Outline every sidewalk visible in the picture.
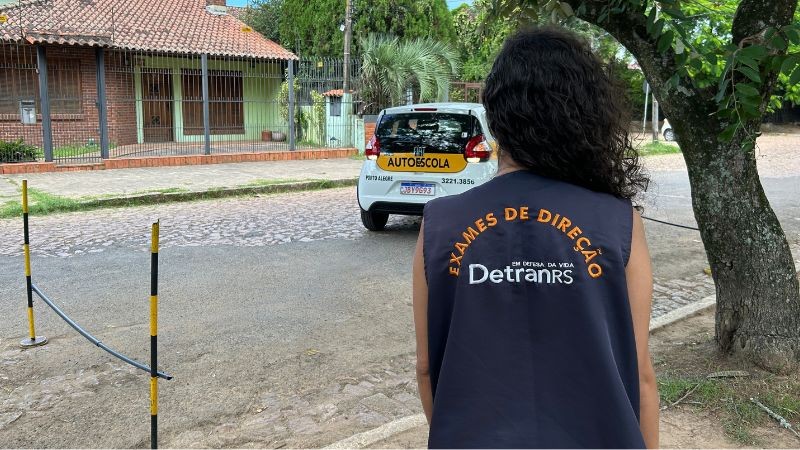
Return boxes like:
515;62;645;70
0;157;363;206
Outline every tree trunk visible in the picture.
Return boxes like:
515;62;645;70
562;0;800;372
675;117;800;373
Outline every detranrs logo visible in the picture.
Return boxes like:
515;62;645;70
469;263;574;285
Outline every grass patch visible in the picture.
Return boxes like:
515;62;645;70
132;187;190;195
349;153;366;160
658;375;773;445
656;368;800;445
0;179;356;219
658;377;724;405
638;141;681;156
75;187;191;201
314;179;336;189
763;392;800;418
0;189;84;218
1;142;119;162
53;145;99;158
244;178;304;187
723;418;758;445
52;143;118;159
722;395;764;445
296;139;327;147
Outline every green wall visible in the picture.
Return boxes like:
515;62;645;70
134;55;285;144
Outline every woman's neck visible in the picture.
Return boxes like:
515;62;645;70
495;155;526;178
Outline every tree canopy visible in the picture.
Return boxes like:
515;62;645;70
451;0;647;114
244;0;457;57
451;0;514;81
360;34;460;105
242;0;283;44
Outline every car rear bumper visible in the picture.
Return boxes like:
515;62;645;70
368;202;426;216
357;159;497;214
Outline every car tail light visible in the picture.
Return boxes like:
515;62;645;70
464;135;492;163
365;135;380;160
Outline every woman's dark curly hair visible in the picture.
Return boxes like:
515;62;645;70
483;26;648;200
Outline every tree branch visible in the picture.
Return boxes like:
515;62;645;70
732;0;798;45
559;0;719;162
562;0;681;95
730;0;798;122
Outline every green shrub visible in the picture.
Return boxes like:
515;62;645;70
0;140;40;163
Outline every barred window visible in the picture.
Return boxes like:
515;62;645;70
181;69;244;135
0;58;82;116
48;60;82;114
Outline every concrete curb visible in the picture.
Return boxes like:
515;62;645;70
75;178;358;208
325;295;718;449
324;414;427;449
649;295;716;332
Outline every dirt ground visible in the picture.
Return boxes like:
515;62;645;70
651;309;800;448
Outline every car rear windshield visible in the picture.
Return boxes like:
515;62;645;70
376;112;480;154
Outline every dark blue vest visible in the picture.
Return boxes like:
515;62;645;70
423;170;644;449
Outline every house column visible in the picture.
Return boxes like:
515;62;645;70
95;47;110;159
288;60;296;151
36;46;53;162
201;53;211;155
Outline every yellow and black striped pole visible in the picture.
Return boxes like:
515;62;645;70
150;221;160;449
20;180;47;348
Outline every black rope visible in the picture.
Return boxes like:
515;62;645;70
641;215;700;231
31;284;173;380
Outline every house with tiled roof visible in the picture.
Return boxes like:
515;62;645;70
0;0;296;156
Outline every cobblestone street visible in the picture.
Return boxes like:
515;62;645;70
0;188;378;259
0;186;768;320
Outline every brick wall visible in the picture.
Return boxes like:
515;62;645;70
105;51;138;147
0;44;138;151
364;122;376;146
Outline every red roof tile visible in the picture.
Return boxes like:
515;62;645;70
0;0;296;60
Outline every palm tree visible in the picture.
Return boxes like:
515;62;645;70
359;34;461;106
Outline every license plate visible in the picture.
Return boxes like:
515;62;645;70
400;182;435;196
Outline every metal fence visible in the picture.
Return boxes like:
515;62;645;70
1;40;365;165
450;81;484;103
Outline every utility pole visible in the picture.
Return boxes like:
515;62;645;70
651;6;660;142
342;0;352;94
652;90;660;141
642;81;649;135
341;0;354;147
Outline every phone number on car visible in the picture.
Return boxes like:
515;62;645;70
441;178;475;185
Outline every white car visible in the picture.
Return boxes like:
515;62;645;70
357;103;498;231
661;119;675;141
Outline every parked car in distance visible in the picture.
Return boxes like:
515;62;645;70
357;103;498;231
661;119;675;141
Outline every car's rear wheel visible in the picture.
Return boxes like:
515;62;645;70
360;208;389;231
663;128;675;141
